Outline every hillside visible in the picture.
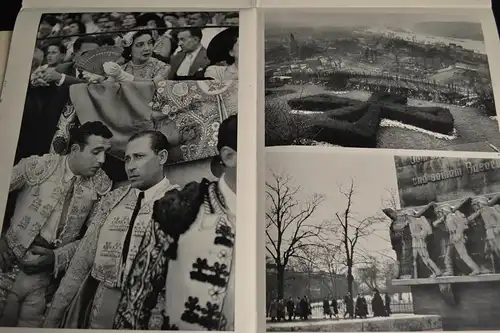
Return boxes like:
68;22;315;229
413;21;484;41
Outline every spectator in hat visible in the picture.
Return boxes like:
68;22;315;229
205;27;238;81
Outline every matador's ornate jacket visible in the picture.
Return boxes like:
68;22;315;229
113;178;236;331
5;153;112;275
42;179;180;328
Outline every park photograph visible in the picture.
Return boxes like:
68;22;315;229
264;10;500;153
265;147;500;331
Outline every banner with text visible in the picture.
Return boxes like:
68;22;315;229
394;155;500;208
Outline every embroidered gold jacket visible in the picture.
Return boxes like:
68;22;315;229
43;181;179;328
5;154;112;276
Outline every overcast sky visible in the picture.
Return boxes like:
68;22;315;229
265;149;400;265
265;11;480;29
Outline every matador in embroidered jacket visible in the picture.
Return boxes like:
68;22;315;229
0;155;112;325
43;130;180;329
112;115;237;331
0;121;113;328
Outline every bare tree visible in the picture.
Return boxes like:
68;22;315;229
266;170;325;298
318;244;344;297
288;245;321;297
357;256;384;291
327;178;380;297
290;243;346;298
382;188;399;210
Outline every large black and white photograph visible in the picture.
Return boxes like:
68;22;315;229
265;148;500;331
264;11;500;152
0;11;238;330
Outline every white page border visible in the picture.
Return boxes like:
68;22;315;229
257;0;489;8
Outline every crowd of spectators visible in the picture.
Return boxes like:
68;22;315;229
31;12;239;85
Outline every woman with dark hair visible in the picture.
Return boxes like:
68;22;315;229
205;27;238;81
135;13;179;64
104;29;170;82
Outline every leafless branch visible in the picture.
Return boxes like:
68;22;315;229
266;169;326;282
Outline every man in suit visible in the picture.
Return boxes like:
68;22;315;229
43;131;180;329
168;27;210;80
0;121;113;327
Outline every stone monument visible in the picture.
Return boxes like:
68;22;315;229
387;156;500;330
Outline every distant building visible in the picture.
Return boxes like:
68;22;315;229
266;269;359;302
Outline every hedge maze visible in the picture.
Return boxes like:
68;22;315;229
287;92;455;148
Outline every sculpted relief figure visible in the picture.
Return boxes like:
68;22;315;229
385;208;412;278
384;203;441;279
433;201;489;276
469;195;500;258
408;203;442;277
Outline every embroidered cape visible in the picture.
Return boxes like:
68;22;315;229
113;178;236;330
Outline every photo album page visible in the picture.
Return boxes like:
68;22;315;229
0;1;258;333
0;0;500;333
262;1;500;332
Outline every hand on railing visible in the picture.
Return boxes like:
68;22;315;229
103;62;134;82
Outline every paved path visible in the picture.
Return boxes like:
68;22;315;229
267;313;410;325
267;314;443;332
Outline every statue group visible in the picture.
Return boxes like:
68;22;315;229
384;194;500;279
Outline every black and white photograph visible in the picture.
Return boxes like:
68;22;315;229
265;148;500;331
0;11;238;330
264;11;500;152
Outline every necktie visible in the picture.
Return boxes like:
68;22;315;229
177;53;193;76
122;191;145;262
54;177;76;245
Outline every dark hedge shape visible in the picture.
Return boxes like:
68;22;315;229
287;94;360;111
308;104;382;148
378;102;454;134
270;92;455;147
322;104;370;122
368;91;408;105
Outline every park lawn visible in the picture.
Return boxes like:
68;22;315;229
265;84;500;151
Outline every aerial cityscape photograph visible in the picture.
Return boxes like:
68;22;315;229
265;11;498;152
